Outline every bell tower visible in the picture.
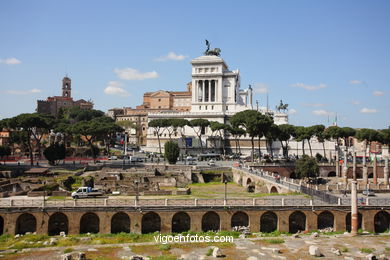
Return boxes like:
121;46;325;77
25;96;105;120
62;76;71;98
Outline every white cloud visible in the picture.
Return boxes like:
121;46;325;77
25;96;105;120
312;110;333;116
291;82;326;91
253;83;268;94
288;109;297;115
114;67;158;80
351;100;360;105
360;107;377;114
6;88;41;95
373;90;384;96
155;52;187;61
350;80;363;85
0;57;21;65
103;81;130;97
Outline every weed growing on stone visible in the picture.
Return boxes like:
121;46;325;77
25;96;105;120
360;248;374;254
264;238;284;244
206;248;213;256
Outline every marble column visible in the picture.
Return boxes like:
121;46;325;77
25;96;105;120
373;155;377;185
384;157;389;185
362;155;368;185
353;152;357;181
350;180;358;236
336;150;340;178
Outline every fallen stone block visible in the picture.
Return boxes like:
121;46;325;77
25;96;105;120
309;245;322;257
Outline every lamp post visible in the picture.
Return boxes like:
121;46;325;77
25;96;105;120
224;180;228;201
134;180;139;203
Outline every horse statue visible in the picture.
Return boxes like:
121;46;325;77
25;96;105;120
276;100;289;112
204;40;221;56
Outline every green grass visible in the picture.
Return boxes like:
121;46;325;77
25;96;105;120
47;196;68;200
206;248;213;256
341;247;349;253
158;244;171;251
264;238;284;244
150;256;177;260
257;230;291;237
385;248;390;251
63;248;73;253
360;248;374;253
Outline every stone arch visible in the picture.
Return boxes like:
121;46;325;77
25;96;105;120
0;215;3;235
231;211;249;228
202;211;220;232
345;212;362;232
16;213;36;235
246;178;252;185
172;212;191;233
80;213;99;234
317;211;334;230
48;212;69;236
260;211;278;233
270;186;278;193
289;211;306;233
142;212;161;234
328;171;336;177
374;211;390;233
111;212;130;233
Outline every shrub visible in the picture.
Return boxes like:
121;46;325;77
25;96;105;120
360;248;374;253
206;248;213;256
264;238;284;244
164;141;180;164
64;248;73;253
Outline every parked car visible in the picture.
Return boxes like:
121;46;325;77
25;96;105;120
71;187;104;199
108;156;118;160
130;156;143;162
362;189;375;196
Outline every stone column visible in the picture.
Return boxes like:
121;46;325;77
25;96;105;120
342;150;348;184
336;151;340;178
350;180;358;236
373;155;377;185
384;157;389;185
362;155;368;185
353;152;357;181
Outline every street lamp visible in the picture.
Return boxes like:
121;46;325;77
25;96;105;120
134;180;139;202
224;180;228;201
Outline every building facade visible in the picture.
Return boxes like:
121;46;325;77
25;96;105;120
37;77;93;117
145;52;289;153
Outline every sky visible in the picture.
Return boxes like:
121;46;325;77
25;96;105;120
0;0;389;129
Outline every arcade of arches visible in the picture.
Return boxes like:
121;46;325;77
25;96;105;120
0;209;388;235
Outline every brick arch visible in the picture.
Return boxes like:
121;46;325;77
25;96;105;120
231;211;249;228
48;212;68;236
260;211;278;233
111;212;130;233
317;211;334;230
374;211;390;233
16;213;36;235
289;211;306;233
202;211;220;232
246;178;252;185
269;186;278;193
142;212;161;234
172;211;190;233
80;212;99;234
327;171;336;177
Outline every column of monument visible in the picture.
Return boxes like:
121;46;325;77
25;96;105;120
373;155;377;185
362;153;368;186
384;157;389;186
336;148;340;178
342;148;348;185
353;152;357;181
350;180;358;236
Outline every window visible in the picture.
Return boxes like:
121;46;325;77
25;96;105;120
158;99;161;102
199;106;201;110
226;106;228;110
211;105;214;110
205;106;208;110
